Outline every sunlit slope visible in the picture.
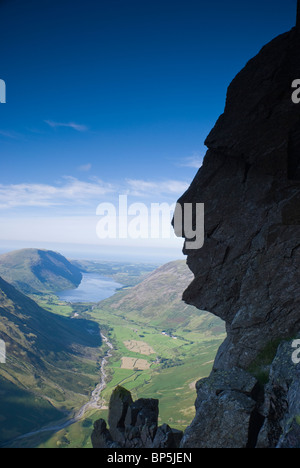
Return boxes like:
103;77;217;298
101;260;224;334
0;275;102;445
0;249;82;294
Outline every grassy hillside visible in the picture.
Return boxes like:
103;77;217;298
42;259;224;447
0;249;82;294
90;261;225;428
101;260;223;333
0;276;103;445
0;258;226;448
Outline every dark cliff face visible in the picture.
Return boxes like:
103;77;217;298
92;14;300;451
176;26;300;370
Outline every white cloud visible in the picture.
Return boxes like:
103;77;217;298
78;163;92;172
0;176;189;211
0;215;184;252
0;177;188;254
0;130;22;140
178;152;204;169
45;120;88;132
0;177;114;209
126;179;189;198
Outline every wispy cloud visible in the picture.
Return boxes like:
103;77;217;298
0;177;114;209
178;152;203;169
0;176;189;211
0;130;22;140
45;120;88;132
78;163;92;172
126;179;189;198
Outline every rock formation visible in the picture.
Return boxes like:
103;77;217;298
92;5;300;449
179;367;261;448
174;4;300;448
257;335;300;448
91;386;183;448
176;12;300;371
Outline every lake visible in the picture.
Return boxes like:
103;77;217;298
58;273;123;303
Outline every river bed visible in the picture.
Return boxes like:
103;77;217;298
7;332;114;445
5;274;121;446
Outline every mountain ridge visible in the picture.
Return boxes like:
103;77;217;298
0;248;82;295
100;259;224;333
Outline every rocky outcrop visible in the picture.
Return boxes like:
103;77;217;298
179;339;300;448
180;367;263;448
172;8;300;449
257;336;300;448
91;386;183;449
92;7;300;450
175;20;300;371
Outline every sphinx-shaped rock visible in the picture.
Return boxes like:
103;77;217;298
176;24;300;371
174;8;300;449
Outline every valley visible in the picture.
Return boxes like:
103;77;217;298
23;299;224;449
0;250;226;448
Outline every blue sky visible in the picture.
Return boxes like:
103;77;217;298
0;0;296;261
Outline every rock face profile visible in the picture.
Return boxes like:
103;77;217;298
177;24;300;371
92;7;300;449
174;7;300;448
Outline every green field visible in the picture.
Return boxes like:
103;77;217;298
32;296;225;448
1;258;226;448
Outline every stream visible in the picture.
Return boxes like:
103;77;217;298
3;273;122;447
7;332;114;445
75;333;113;418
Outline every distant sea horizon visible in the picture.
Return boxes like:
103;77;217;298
0;240;185;265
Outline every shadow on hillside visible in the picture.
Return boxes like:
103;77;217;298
0;275;102;355
0;377;64;448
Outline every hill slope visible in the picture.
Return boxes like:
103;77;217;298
82;260;226;446
101;260;224;333
0;249;82;294
0;275;102;445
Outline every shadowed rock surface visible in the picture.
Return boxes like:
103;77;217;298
180;367;262;448
173;9;300;449
175;21;300;371
92;6;300;450
257;335;300;448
